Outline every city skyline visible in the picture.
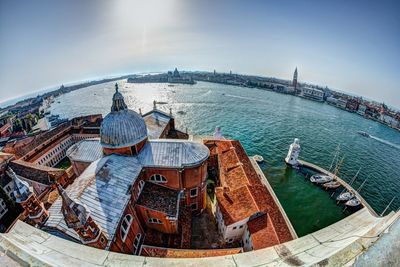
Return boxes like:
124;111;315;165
0;0;399;108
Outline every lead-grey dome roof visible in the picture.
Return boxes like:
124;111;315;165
100;83;148;149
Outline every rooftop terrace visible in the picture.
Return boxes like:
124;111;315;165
137;182;181;217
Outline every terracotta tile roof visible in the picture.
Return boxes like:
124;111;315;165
247;213;279;249
215;186;258;225
0;122;11;134
3;123;71;158
205;139;294;247
140;245;242;258
249;185;293;243
137;182;181;216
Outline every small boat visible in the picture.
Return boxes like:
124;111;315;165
177;111;186;115
336;191;354;202
310;174;333;184
357;131;370;138
168;84;175;87
345;197;361;207
322;181;341;189
253;155;264;163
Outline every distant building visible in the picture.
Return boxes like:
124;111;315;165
346;98;359;112
129;68;195;84
326;96;338;106
357;104;367;116
0;123;12;137
173;67;180;78
336;98;347;109
365;105;379;118
302;87;324;102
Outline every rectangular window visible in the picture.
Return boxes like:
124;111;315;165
233;226;237;230
148;218;163;224
190;188;198;197
190;203;197;210
239;225;243;229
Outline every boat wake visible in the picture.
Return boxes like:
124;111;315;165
225;94;268;102
369;135;400;150
200;90;212;97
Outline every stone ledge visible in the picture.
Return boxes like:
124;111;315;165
0;208;398;267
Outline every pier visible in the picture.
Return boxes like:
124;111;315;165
297;159;378;217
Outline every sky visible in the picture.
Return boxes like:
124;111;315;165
0;0;399;108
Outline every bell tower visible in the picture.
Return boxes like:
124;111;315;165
56;183;108;249
293;67;298;93
7;168;49;226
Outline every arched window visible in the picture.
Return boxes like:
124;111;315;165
150;174;167;183
120;214;133;242
133;233;142;255
138;180;145;195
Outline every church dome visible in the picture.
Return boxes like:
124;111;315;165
100;83;148;149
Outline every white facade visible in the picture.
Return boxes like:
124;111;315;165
302;87;324;101
336;99;347;109
34;136;73;167
326;96;338;105
2;180;14;199
242;227;253;252
0;198;8;220
379;114;399;127
215;203;248;244
357;104;367;116
285;138;301;166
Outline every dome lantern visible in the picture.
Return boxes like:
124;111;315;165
100;85;148;155
111;83;128;112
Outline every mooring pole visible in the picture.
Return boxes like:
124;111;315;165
380;196;396;217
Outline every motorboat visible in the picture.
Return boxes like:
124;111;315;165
310;174;333;184
322;181;341;189
336;191;354;202
357;131;370;138
345;197;361;207
253;155;264;163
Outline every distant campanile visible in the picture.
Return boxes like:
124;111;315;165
293;67;298;90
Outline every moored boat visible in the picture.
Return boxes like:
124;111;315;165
345;197;361;207
253;155;264;163
310;174;333;184
322;181;341;189
336;191;354;202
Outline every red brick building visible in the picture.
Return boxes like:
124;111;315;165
42;84;209;253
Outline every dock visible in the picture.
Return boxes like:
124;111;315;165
297;159;378;217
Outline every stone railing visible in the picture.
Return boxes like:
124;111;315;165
0;208;398;266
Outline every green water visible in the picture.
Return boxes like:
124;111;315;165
49;80;400;237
